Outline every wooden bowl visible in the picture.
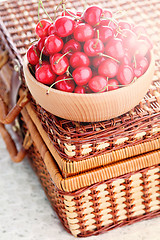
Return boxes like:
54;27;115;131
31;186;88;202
23;52;155;122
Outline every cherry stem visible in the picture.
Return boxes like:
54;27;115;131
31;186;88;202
55;50;71;64
29;39;38;46
39;0;54;24
54;0;65;20
62;4;82;21
46;77;74;94
116;28;127;37
33;47;39;58
39;45;45;65
93;30;100;49
38;1;43;27
99;53;120;63
114;10;127;19
66;66;73;77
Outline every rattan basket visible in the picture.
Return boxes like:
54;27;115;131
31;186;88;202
0;0;160;238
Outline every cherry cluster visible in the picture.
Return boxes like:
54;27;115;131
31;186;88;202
27;5;153;93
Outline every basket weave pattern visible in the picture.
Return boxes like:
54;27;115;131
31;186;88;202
27;142;160;237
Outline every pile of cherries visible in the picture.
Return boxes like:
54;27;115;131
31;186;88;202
27;5;153;93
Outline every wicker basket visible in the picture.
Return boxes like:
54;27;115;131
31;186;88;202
0;0;160;237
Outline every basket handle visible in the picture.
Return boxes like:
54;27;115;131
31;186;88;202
0;122;32;162
0;89;30;124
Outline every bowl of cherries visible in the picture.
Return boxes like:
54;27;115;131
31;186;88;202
23;4;155;122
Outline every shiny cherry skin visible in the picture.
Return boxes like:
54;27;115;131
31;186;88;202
118;21;132;30
122;51;132;65
55;16;75;37
45;34;64;54
73;66;92;86
35;61;49;71
84;39;104;57
27;45;40;65
62;39;81;58
35;64;56;85
95;26;113;43
105;38;125;60
136;55;149;72
117;64;134;85
37;37;49;56
101;9;112;18
132;56;149;77
70;52;90;68
133;67;143;78
91;56;106;68
36;19;51;38
50;53;69;75
98;59;119;78
74;86;86;93
107;79;119;91
139;35;153;50
62;10;76;17
133;25;147;36
48;24;56;35
88;76;107;92
83;6;102;26
73;23;94;42
54;74;75;92
121;29;137;51
135;39;150;56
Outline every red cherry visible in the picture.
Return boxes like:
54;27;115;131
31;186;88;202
136;55;149;72
50;53;69;75
91;56;106;68
76;11;83;17
83;6;102;26
139;35;153;50
45;34;64;54
73;23;94;42
117;65;134;85
98;59;119;78
88;76;107;92
55;16;75;37
133;25;147;36
120;29;137;51
73;66;92;86
84;39;104;57
70;52;90;68
101;9;112;18
108;20;118;31
74;86;86;93
95;26;113;43
35;64;56;85
122;51;132;65
55;74;75;92
36;19;51;38
37;37;49;56
48;24;56;35
135;39;150;56
105;38;125;60
133;67;143;78
35;61;49;71
132;55;149;77
62;39;81;58
108;79;119;91
118;21;132;30
27;45;40;65
62;10;76;17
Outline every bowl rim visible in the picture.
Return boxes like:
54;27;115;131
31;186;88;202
23;50;154;97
